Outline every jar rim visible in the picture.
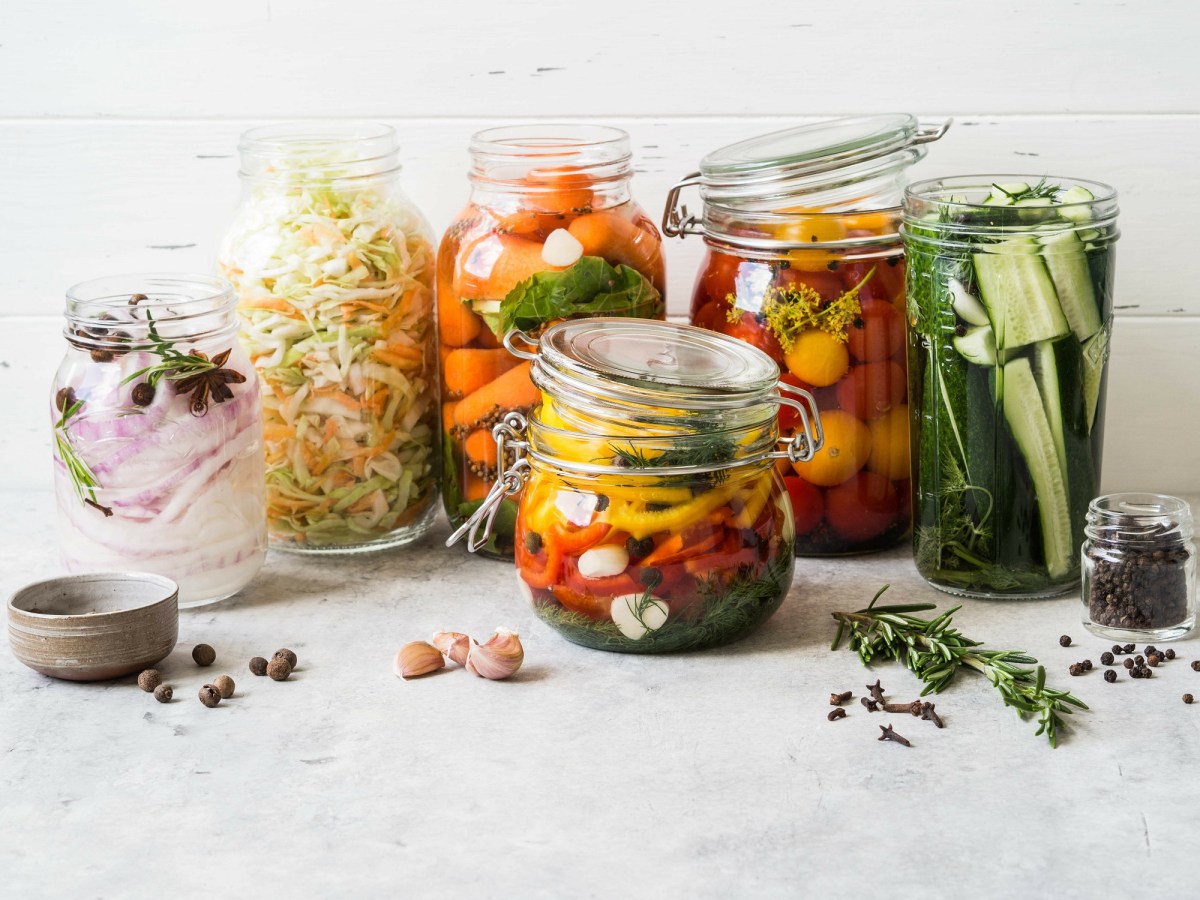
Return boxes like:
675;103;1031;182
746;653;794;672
64;273;237;349
468;124;633;190
905;173;1117;208
237;121;400;182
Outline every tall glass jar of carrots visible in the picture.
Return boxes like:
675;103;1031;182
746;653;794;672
439;125;666;559
664;115;948;555
220;123;440;553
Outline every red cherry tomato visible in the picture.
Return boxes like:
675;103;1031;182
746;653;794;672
783;476;825;536
835;361;905;420
724;313;785;365
692;298;727;333
775;267;844;301
698;250;742;306
825;471;899;542
847;299;905;363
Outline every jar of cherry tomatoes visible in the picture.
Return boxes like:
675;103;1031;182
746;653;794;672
664;115;948;555
448;318;822;653
438;125;666;560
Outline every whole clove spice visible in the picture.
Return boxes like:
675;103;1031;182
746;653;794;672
866;679;886;704
861;696;880;712
878;724;911;747
919;702;944;728
883;701;923;716
827;708;847;722
830;690;853;706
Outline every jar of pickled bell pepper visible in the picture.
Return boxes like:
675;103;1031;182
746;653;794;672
438;125;666;560
51;274;267;607
219;123;439;553
664;115;948;555
449;318;822;653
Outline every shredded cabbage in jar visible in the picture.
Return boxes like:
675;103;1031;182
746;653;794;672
220;178;438;547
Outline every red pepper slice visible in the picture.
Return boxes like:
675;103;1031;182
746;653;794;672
553;521;611;554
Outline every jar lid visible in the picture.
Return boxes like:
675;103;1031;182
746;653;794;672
700;114;922;189
534;318;781;409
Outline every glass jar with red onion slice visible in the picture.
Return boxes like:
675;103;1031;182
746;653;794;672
51;274;267;607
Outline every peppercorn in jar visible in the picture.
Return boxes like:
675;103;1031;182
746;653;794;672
449;318;822;653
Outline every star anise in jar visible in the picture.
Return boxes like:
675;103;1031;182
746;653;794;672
171;348;246;416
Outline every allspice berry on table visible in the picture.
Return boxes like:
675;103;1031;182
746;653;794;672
267;657;293;681
192;644;217;667
137;669;162;693
154;685;173;703
1185;694;1195;705
198;685;221;708
249;657;268;677
212;675;235;699
273;648;298;669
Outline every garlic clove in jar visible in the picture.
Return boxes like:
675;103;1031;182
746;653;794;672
611;594;669;640
465;628;525;680
394;641;446;679
577;544;629;579
541;228;584;267
431;630;470;666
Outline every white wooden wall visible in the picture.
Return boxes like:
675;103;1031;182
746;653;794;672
2;0;1198;493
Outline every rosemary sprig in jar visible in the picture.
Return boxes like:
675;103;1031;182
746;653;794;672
831;585;1088;747
121;309;244;415
53;397;111;516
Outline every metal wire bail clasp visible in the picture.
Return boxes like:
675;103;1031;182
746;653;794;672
661;171;704;238
772;383;824;464
445;412;531;552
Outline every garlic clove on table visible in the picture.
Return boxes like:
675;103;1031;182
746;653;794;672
465;628;525;680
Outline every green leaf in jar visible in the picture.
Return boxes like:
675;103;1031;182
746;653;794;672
498;256;662;335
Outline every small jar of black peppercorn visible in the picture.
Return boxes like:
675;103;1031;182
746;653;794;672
1081;493;1196;642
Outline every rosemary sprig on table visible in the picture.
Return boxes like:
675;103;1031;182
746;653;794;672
54;399;111;516
831;585;1087;747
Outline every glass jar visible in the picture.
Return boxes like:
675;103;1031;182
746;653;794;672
219;122;439;553
439;125;666;560
665;115;947;556
1082;494;1195;641
51;274;266;607
902;175;1119;598
450;318;822;653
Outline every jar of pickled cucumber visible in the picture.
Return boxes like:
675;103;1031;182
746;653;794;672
664;115;948;556
449;318;822;653
438;125;666;559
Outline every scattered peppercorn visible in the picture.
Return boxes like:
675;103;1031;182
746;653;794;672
192;644;216;667
273;648;297;668
639;567;663;589
827;708;847;722
131;382;155;407
55;387;76;413
153;684;173;703
625;536;654;559
1166;649;1177;660
198;685;221;707
1192;661;1200;672
1100;651;1114;666
1124;643;1136;653
90;348;115;363
1135;655;1145;665
1148;654;1160;668
212;675;235;699
137;669;162;692
1059;635;1072;647
1138;666;1153;679
1082;659;1093;671
1145;646;1158;657
1104;669;1117;683
1185;694;1194;705
524;531;542;555
1129;667;1141;679
594;494;610;512
1112;644;1124;654
1068;663;1084;676
249;656;268;676
1124;658;1135;669
267;657;293;681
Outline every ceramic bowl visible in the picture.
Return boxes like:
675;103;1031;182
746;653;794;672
7;572;179;681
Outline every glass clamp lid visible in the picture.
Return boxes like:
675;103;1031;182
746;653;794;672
508;318;783;409
663;114;950;239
